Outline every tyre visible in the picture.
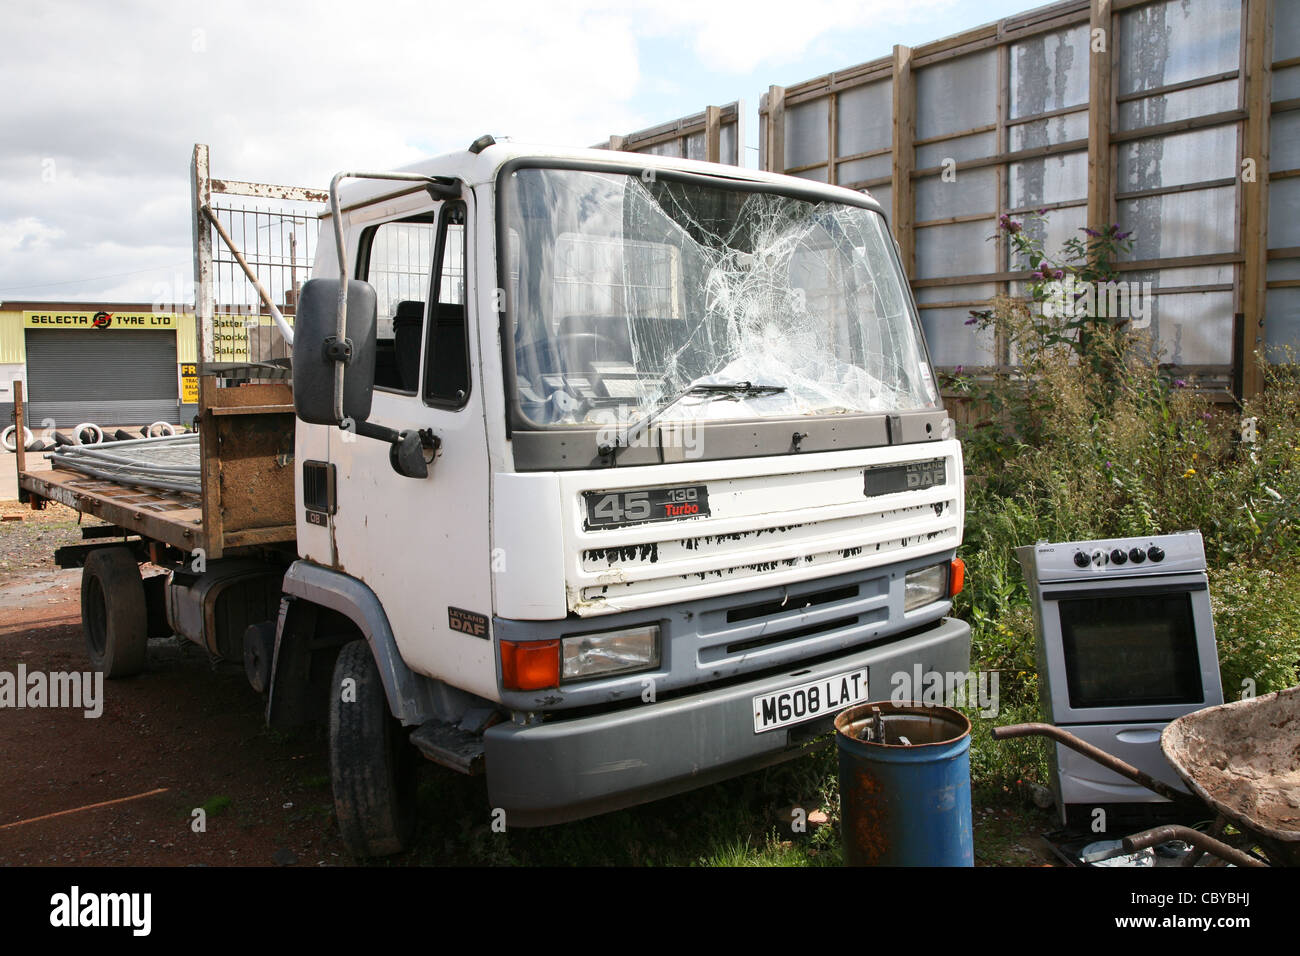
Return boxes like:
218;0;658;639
74;422;104;445
81;548;148;678
329;639;418;858
1;425;32;453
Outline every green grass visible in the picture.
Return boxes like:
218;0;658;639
200;795;233;817
382;732;1047;866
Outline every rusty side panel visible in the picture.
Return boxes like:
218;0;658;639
204;382;296;554
21;380;299;557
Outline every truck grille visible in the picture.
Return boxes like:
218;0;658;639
565;451;962;616
697;571;890;666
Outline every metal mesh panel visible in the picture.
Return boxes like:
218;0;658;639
785;99;829;170
1010;25;1089;119
1118;0;1241;95
836;80;892;158
208;202;318;364
915;49;997;140
1119;80;1239;130
914;220;997;280
916;169;997;221
916;131;996;168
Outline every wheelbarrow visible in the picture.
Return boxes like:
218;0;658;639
992;684;1300;867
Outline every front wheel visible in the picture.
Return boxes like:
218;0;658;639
328;639;418;858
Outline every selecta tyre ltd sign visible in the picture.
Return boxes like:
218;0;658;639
23;310;179;330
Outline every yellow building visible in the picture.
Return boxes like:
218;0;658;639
0;301;278;430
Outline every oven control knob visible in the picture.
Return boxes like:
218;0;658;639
1091;548;1107;566
1073;551;1091;568
1110;548;1128;565
1147;545;1165;562
1129;547;1146;564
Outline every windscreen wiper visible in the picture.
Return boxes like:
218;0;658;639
598;381;787;459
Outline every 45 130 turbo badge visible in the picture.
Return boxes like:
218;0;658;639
584;485;710;530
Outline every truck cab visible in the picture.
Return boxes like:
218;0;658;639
279;138;969;854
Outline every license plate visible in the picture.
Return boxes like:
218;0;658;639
752;668;869;734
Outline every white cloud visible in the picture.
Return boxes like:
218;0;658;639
0;217;65;256
0;0;958;302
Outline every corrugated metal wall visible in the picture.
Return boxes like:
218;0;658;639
24;329;179;426
0;312;25;364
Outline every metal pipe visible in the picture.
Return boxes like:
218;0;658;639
991;722;1195;805
1123;825;1266;868
78;433;199;450
203;205;295;347
49;458;200;495
50;449;200;476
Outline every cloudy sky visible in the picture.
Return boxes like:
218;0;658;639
0;0;1036;305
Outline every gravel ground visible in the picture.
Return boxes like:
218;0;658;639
0;501;107;578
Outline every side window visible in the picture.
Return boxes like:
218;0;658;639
424;203;470;407
359;214;436;393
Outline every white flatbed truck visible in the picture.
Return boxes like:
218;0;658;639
16;137;969;857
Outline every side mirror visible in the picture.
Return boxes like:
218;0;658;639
293;278;377;426
292;278;435;479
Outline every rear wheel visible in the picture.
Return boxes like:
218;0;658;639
329;639;418;857
81;548;148;678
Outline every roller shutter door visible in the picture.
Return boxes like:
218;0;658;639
25;330;179;427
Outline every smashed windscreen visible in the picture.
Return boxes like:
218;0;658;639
502;167;939;429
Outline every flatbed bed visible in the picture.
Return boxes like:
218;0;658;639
14;379;297;559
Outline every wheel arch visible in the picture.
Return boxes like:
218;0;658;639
267;560;443;728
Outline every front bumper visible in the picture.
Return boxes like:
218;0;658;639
484;615;970;826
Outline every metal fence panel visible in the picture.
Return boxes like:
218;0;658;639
915;49;998;141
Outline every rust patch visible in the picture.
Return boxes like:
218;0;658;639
845;765;889;865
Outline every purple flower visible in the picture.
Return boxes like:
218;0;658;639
1037;208;1048;216
999;213;1022;235
1083;227;1100;238
1105;461;1113;469
1174;379;1187;388
1115;229;1132;240
964;316;979;325
953;365;964;375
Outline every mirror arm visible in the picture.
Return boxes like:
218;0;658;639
352;421;439;479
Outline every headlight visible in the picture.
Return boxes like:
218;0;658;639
562;624;660;682
904;564;949;611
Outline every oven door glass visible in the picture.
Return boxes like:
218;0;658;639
1056;592;1205;709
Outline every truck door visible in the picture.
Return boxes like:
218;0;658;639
327;192;497;700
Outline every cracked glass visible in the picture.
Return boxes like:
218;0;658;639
503;167;939;428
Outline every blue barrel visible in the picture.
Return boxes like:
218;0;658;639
834;700;973;866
